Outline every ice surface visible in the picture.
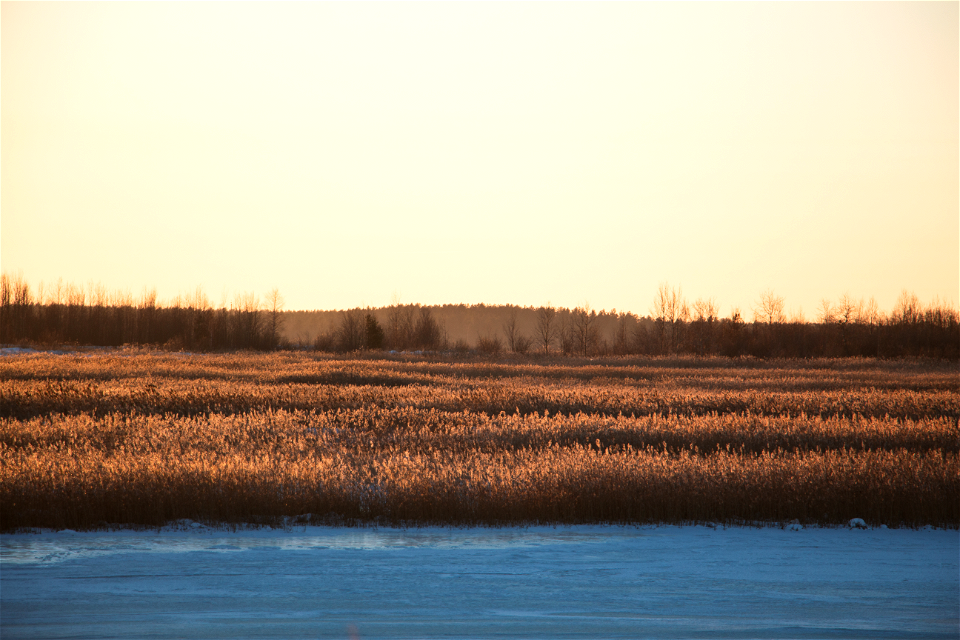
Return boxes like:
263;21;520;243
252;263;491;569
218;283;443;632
2;524;958;639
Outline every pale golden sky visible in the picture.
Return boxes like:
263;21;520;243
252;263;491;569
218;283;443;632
2;2;957;316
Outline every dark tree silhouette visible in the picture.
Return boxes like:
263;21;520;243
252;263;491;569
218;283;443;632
365;313;385;350
536;304;557;355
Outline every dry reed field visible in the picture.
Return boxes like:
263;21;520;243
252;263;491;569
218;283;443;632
1;350;957;530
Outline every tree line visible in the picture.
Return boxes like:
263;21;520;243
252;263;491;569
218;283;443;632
311;305;444;353
0;275;285;351
2;274;957;359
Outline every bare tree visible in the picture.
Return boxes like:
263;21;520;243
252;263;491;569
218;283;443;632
651;284;670;353
691;297;719;355
476;333;503;355
138;287;157;344
185;286;209;311
817;299;835;324
500;308;531;354
651;283;687;354
233;292;262;348
88;281;108;309
336;309;365;352
536;304;557;355
836;293;861;327
558;313;574;356
613;312;633;355
892;290;921;325
414;306;443;350
140;288;156;310
571;304;598;357
513;333;532;354
751;289;787;356
0;273;11;310
183;286;211;350
0;273;31;342
674;296;690;353
386;294;415;350
692;298;718;323
754;289;786;325
502;307;520;353
265;288;285;349
861;297;881;326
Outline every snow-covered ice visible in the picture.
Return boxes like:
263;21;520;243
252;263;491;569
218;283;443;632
2;524;957;639
0;347;40;357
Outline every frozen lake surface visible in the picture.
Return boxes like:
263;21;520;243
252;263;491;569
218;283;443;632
2;523;958;639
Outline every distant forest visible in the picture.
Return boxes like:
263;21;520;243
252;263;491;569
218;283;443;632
2;274;957;359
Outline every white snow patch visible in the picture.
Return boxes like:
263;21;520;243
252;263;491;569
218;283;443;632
0;347;39;356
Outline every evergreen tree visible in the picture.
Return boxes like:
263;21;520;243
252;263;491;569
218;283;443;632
365;313;385;350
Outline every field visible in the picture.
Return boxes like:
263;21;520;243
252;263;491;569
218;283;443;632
1;350;957;530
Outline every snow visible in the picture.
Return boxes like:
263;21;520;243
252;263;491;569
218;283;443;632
0;345;156;357
2;524;958;639
0;347;40;357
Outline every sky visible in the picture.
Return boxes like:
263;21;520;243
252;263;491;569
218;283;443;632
2;2;957;317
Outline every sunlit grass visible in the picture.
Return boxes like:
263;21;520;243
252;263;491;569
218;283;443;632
1;352;956;530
